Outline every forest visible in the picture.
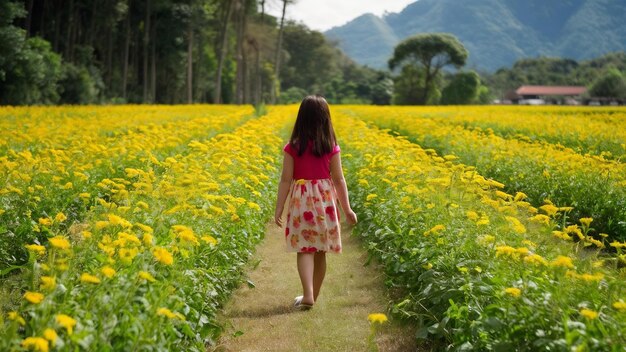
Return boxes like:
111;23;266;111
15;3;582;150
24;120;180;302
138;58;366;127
0;0;392;106
1;0;625;106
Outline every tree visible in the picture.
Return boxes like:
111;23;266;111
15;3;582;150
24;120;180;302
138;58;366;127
214;0;234;104
441;70;481;105
589;68;626;99
270;0;291;104
0;2;63;105
388;33;468;105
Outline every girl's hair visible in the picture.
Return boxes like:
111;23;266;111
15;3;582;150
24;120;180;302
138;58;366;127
289;95;337;157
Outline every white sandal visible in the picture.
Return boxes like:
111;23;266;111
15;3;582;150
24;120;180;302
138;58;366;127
293;296;313;311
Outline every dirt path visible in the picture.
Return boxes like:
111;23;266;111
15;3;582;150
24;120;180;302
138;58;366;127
212;222;420;352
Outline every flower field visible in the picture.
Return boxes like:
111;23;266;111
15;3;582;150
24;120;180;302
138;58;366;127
2;105;626;350
1;105;292;350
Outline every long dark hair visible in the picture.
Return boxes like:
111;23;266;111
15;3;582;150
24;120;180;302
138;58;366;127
289;95;337;157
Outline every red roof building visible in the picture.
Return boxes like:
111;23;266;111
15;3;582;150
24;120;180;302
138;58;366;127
515;85;587;96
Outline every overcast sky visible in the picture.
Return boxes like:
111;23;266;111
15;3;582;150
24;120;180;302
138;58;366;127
264;0;416;32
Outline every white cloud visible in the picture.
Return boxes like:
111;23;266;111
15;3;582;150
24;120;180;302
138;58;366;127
264;0;416;32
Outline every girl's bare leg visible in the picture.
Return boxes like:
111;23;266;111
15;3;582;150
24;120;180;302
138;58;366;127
313;251;326;301
297;253;315;305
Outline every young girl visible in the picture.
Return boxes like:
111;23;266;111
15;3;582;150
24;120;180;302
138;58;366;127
274;95;358;311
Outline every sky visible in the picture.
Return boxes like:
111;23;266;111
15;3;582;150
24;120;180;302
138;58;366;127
264;0;416;32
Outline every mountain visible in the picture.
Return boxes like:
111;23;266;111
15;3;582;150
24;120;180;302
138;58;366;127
324;0;626;71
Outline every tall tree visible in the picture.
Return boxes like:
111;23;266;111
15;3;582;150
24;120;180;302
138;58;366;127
234;0;247;104
270;0;290;104
143;0;151;102
389;33;468;105
122;0;131;100
214;0;234;104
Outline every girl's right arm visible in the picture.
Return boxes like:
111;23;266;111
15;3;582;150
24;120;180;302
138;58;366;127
330;154;357;225
274;152;294;226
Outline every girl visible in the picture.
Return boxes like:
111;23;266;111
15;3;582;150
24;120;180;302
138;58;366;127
274;95;358;311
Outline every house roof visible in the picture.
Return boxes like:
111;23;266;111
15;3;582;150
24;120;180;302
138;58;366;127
516;85;587;96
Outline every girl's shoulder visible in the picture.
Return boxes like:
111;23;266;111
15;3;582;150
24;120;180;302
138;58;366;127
283;142;296;157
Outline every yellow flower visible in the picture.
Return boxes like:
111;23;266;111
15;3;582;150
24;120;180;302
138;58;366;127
550;255;574;269
612;301;626;311
24;291;45;304
38;217;52;226
142;233;154;246
48;236;71;250
118;247;139;264
539;204;559;217
495;245;516;257
424;224;445;236
43;329;58;346
55;314;77;335
108;214;132;228
366;194;378;201
8;311;26;326
177;228;199;246
367;313;388;324
529;214;550;225
135;223;154;233
21;337;49;352
422;263;433;270
504;287;521;297
579;217;593;227
157;307;185;320
81;230;92;239
580;308;598;320
466;211;479;221
40;276;56;291
523;254;547;266
138;271;156;282
513;192;527;202
153;247;174;265
25;244;46;256
80;273;101;284
55;212;67;222
101;266;116;278
201;235;218;246
95;221;109;230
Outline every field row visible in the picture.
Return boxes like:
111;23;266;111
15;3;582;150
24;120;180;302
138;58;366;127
1;106;291;351
0;105;254;270
337;111;626;350
341;106;626;241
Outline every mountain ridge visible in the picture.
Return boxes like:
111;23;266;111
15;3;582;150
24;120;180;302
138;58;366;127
324;0;626;71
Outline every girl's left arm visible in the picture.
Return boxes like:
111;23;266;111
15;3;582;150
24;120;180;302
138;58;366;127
274;152;294;226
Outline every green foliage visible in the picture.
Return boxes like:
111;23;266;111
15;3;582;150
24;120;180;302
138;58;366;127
277;22;390;105
59;63;100;104
589;69;626;99
277;86;307;104
0;2;63;105
441;71;481;105
370;78;394;105
388;33;468;71
392;64;442;105
389;33;467;105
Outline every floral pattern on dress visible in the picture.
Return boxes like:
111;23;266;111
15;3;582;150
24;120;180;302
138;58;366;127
285;178;342;253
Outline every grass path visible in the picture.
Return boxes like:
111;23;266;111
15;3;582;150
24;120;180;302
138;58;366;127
211;222;421;352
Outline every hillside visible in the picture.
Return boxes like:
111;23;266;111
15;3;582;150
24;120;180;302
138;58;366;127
324;0;626;71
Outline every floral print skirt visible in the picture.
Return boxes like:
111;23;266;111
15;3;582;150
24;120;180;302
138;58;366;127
285;178;342;253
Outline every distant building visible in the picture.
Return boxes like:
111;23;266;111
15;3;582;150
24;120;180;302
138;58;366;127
513;85;587;105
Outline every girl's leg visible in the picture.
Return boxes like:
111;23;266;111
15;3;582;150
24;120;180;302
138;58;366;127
297;253;315;305
313;251;326;301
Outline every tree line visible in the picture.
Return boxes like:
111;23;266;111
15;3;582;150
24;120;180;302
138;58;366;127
1;0;624;106
0;0;392;106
